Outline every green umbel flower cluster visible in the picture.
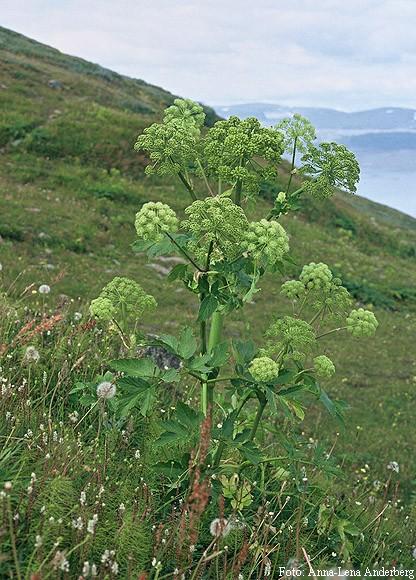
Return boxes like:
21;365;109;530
301;142;360;198
266;316;316;353
314;355;336;378
280;280;305;300
249;356;279;382
135;202;178;242
243;219;289;266
204;116;284;196
89;297;116;321
311;277;352;317
163;98;205;128
276;114;316;154
346;308;379;337
90;277;157;322
300;262;333;291
135;99;204;176
182;196;248;261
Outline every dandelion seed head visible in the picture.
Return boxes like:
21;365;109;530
96;381;116;400
38;284;51;294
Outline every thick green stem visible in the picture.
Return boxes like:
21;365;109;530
249;394;267;442
286;136;298;194
208;310;224;353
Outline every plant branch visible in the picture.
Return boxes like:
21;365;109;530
177;170;197;201
165;232;204;272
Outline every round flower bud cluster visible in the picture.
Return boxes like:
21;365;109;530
243;219;289;266
90;277;157;322
135;202;178;242
182;196;248;261
249;356;279;383
346;308;378;337
300;262;333;291
90;296;116;321
281;280;305;300
314;355;336;378
266;316;316;352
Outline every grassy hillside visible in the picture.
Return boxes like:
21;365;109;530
1;24;416;503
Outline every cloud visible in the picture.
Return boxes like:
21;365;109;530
1;0;416;110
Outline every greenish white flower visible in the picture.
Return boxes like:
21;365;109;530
266;316;315;352
346;308;378;337
135;201;178;242
281;280;305;300
277;191;286;203
300;262;333;291
243;219;289;266
90;277;156;322
314;355;336;377
249;356;279;382
301;142;360;198
182;196;248;261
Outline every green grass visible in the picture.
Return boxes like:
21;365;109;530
0;25;416;575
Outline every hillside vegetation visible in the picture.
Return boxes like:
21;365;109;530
0;26;416;575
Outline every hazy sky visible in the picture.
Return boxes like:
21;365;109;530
2;0;416;111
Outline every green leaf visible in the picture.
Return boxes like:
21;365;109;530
188;354;211;373
233;339;257;365
132;239;154;253
197;294;218;322
319;389;346;424
209;341;229;367
110;358;159;378
240;442;262;465
117;376;156;417
167;263;188;282
161;368;181;383
178;327;197;359
147;236;174;258
175;401;202;429
158;334;179;353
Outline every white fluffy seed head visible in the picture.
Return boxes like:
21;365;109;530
38;284;51;294
24;346;40;364
209;518;231;537
96;381;116;400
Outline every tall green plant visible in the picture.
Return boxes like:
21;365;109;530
90;99;377;483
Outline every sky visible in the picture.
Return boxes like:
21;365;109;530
2;0;416;111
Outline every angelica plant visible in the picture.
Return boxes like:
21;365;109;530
92;99;377;493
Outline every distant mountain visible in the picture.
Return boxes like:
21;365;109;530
215;103;416;131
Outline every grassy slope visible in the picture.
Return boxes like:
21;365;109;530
1;27;416;496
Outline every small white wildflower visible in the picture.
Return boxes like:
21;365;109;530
111;561;119;575
80;491;87;506
35;535;43;548
82;561;90;576
134;449;141;460
74;312;82;321
96;381;116;400
87;514;98;534
209;518;231;537
72;517;83;530
387;461;399;473
412;547;416;559
118;503;126;515
4;481;12;491
91;563;98;576
24;346;40;364
69;411;79;423
38;284;51;294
